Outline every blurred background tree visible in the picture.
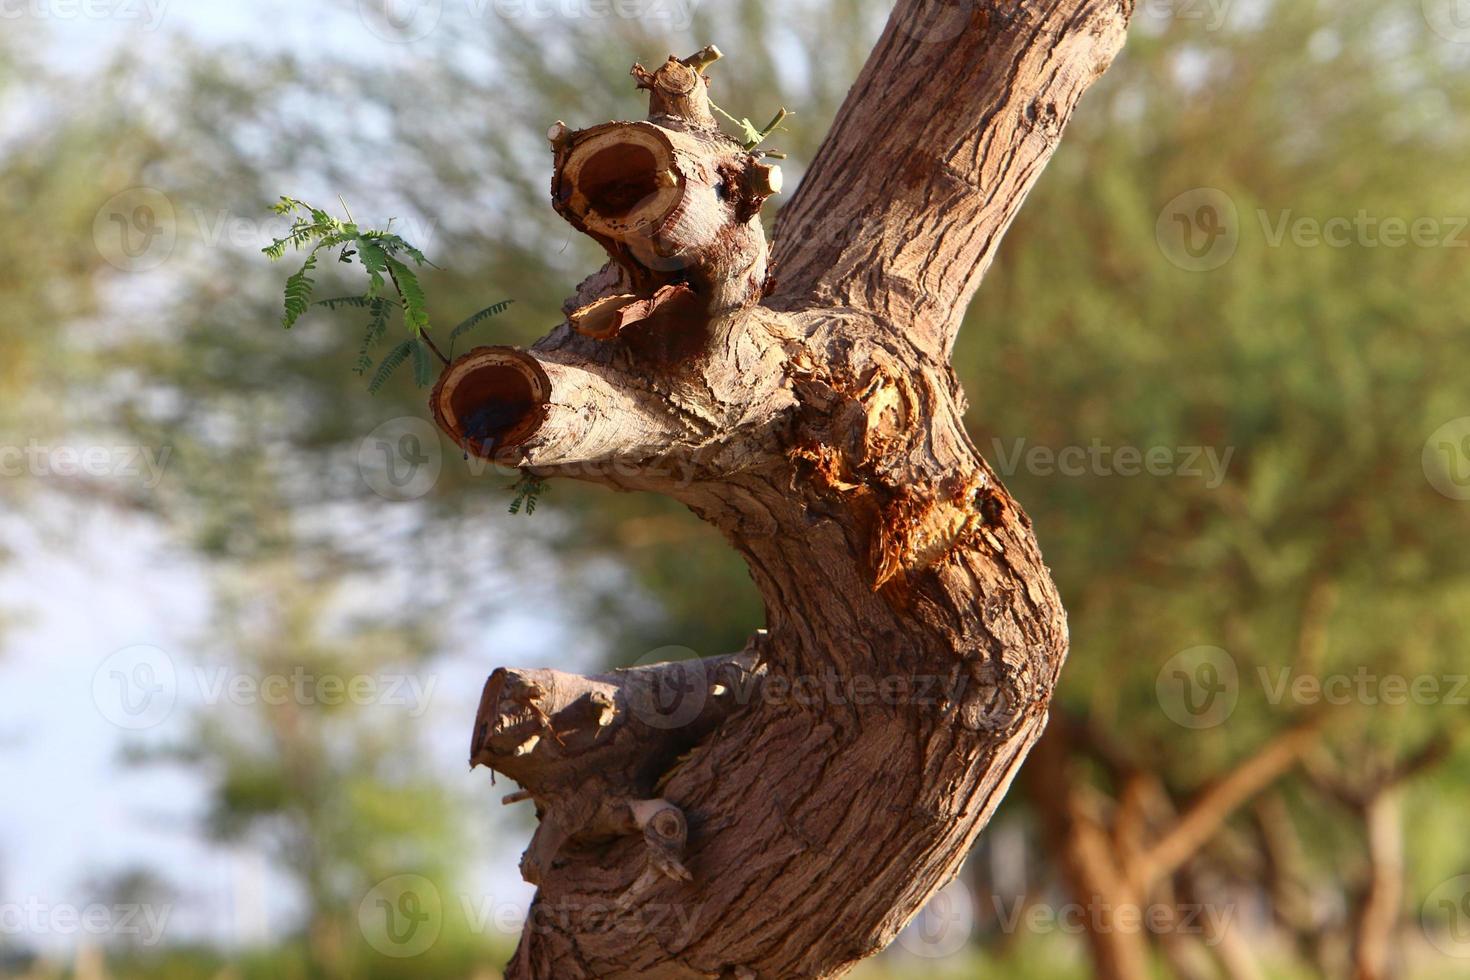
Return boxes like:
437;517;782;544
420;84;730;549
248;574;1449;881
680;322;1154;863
2;0;1469;977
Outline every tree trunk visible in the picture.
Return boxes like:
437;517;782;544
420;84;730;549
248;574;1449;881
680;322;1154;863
1351;789;1404;980
1025;713;1319;980
430;4;1133;976
1027;719;1151;980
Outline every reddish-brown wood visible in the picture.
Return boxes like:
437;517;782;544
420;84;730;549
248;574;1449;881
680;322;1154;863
429;4;1134;976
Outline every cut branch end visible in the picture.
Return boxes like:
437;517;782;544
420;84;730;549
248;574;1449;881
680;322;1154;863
430;347;551;460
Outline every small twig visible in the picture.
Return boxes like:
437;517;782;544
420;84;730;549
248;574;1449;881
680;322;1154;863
385;264;451;366
753;108;789;144
682;44;723;73
420;329;450;367
709;100;791;151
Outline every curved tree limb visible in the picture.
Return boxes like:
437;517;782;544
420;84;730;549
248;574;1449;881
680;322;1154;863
1029;713;1322;980
1132;719;1323;890
424;4;1134;975
771;0;1133;353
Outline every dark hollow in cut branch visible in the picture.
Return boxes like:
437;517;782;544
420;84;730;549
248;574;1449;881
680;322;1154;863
550;53;777;338
554;121;771;315
579;144;661;217
431;346;550;460
561;130;682;237
432;340;705;479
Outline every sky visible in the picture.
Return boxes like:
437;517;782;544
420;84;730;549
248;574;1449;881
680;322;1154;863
0;486;559;951
0;0;552;952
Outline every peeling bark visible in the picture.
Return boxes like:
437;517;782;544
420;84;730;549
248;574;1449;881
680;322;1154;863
429;4;1134;976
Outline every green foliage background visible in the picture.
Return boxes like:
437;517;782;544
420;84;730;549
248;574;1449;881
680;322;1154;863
2;0;1469;976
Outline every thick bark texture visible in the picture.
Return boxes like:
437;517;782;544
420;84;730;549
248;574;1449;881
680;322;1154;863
430;4;1132;976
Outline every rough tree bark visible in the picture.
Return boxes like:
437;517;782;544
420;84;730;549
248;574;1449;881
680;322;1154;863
430;4;1133;976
